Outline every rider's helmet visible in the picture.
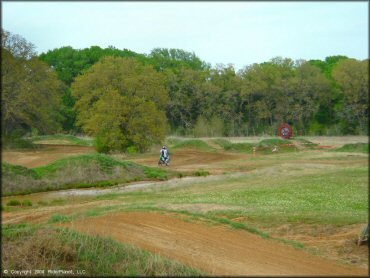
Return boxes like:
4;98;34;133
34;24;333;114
163;145;167;149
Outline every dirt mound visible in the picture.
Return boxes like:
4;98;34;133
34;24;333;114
63;212;367;276
2;145;95;168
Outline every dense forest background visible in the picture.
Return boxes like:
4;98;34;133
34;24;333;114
2;29;368;152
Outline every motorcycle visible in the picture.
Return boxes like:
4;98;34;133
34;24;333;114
158;156;170;166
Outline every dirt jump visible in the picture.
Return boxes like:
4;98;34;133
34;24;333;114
63;212;366;276
2;145;94;168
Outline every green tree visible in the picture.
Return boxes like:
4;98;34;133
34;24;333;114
1;31;63;137
290;62;331;134
332;59;369;134
72;56;168;152
148;48;210;72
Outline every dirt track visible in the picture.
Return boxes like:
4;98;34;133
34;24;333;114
133;149;245;173
2;145;95;168
64;212;367;276
2;140;368;275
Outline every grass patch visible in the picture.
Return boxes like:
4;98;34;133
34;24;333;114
48;214;73;223
21;200;33;206
143;166;168;180
2;163;40;179
6;199;32;207
116;165;368;226
172;139;216;152
6;200;21;206
2;223;38;240
334;143;368;154
2;224;204;276
194;170;210;177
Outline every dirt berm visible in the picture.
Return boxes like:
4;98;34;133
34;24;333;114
64;212;367;276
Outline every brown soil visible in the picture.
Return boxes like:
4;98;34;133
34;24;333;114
63;211;367;276
2;200;121;225
132;149;245;173
2;145;95;168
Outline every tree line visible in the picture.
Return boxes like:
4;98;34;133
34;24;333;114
2;29;368;152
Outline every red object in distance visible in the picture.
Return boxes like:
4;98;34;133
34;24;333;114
278;123;293;139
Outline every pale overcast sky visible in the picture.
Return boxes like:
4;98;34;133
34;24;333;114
2;1;368;70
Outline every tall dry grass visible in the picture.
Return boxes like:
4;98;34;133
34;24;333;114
2;224;203;276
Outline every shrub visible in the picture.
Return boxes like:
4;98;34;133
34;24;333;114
127;145;139;154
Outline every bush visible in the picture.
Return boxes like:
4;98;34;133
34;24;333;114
127;145;139;154
2;134;36;150
308;121;326;135
94;136;111;153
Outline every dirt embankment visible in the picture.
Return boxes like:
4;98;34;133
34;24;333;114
2;145;95;168
63;212;367;276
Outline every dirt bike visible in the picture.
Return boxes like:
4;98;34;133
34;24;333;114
158;156;170;166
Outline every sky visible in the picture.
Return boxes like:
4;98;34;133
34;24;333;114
2;1;369;70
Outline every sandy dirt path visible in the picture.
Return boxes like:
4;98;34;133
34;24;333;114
2;145;95;168
2;200;122;225
64;212;367;276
